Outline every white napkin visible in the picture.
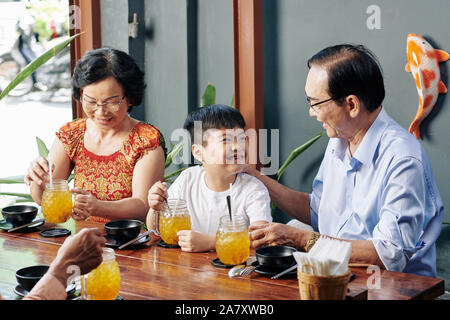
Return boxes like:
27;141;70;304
294;236;351;276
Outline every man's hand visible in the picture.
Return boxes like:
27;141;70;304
249;222;306;249
177;230;215;252
48;228;106;287
231;164;259;177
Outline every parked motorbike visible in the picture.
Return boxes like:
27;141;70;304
0;14;71;97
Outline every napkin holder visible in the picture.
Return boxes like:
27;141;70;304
297;264;351;300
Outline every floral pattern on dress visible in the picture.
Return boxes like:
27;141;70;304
56;118;166;223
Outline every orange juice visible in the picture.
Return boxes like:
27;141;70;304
41;179;73;223
81;248;120;300
215;215;250;265
159;213;191;245
156;199;190;245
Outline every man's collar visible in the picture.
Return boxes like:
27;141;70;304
330;107;389;167
352;107;389;167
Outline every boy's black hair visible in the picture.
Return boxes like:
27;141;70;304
183;104;246;145
307;44;385;112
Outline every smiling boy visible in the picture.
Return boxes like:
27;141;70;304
146;104;272;252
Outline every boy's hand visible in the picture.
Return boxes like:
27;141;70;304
147;181;168;211
177;230;215;252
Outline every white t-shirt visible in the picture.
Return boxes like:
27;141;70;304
168;166;272;235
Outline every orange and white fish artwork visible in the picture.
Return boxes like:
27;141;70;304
405;34;449;139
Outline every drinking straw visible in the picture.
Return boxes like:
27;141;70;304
48;158;53;185
226;183;232;221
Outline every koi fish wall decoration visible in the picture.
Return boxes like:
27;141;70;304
405;33;449;139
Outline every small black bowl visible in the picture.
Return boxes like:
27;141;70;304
2;205;38;227
16;265;49;292
104;219;143;243
256;245;297;270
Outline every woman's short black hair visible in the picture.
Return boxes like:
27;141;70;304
72;48;146;108
307;44;385;112
183;104;246;145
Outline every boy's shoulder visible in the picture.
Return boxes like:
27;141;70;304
176;165;203;180
237;172;269;193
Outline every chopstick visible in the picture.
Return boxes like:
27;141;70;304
8;218;45;233
118;229;153;250
270;264;298;280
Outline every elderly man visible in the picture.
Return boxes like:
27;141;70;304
244;44;443;278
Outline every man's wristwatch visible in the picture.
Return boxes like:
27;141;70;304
304;231;320;252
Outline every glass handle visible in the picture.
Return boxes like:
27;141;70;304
153;210;161;236
80;275;86;300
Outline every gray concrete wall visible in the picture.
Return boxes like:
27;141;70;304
101;0;129;53
141;0;189;143
196;0;234;109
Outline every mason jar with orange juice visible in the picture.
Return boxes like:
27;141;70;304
81;248;121;300
157;199;191;245
215;215;250;266
41;179;73;223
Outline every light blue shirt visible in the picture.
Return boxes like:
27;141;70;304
309;108;443;277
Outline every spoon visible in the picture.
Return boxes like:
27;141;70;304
228;264;246;278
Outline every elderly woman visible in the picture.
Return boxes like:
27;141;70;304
25;48;166;222
242;44;443;278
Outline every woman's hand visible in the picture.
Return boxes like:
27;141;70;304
71;188;99;221
147;181;168;212
177;230;215;252
24;156;53;187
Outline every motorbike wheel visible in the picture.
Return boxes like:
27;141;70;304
0;58;34;97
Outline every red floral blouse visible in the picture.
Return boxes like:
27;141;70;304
56;118;165;223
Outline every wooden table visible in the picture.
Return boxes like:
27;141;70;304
0;220;444;300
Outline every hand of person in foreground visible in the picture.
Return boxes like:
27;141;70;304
177;230;215;252
48;228;106;287
249;222;305;250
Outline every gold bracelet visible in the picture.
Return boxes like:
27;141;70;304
304;231;320;252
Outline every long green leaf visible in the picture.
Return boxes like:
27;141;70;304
270;131;325;216
14;198;33;203
164;167;186;180
201;83;216;107
0;33;81;100
276;131;325;181
0;192;33;200
36;136;49;158
165;142;184;168
0;176;25;184
230;94;235;108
